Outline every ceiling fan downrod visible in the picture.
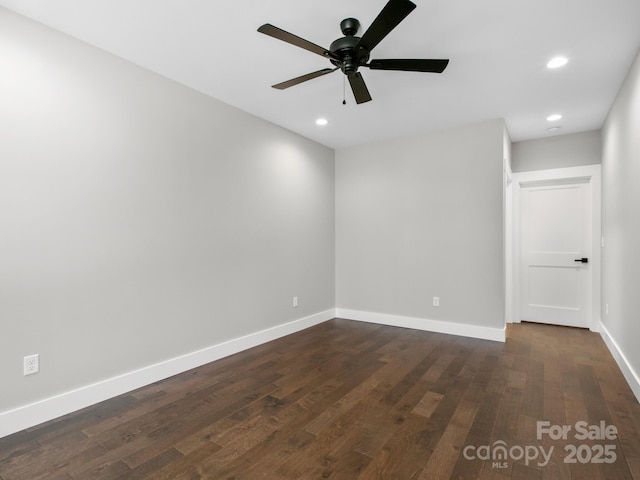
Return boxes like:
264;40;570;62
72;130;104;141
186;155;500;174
329;18;370;76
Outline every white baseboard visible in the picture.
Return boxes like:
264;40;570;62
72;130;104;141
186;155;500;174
335;309;506;343
0;309;335;439
599;321;640;404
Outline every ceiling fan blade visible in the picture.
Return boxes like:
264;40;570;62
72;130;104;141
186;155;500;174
368;59;449;73
258;24;334;59
272;68;338;90
355;0;416;53
348;72;372;104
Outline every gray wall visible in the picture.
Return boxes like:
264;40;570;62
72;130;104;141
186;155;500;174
601;48;640;384
512;130;602;172
335;120;505;330
0;9;335;413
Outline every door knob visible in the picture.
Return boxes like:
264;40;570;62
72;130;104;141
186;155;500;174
574;258;589;263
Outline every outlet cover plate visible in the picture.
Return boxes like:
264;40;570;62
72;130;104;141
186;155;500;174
24;354;39;376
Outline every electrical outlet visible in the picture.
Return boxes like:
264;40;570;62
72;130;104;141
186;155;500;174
293;296;298;308
24;354;39;376
433;297;440;307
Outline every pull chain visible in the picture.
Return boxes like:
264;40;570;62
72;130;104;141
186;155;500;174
342;75;347;105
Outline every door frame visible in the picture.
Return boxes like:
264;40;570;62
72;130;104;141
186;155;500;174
508;165;601;331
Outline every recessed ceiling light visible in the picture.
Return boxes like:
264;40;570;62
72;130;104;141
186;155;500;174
547;56;568;69
315;118;328;126
547;114;563;122
547;126;562;132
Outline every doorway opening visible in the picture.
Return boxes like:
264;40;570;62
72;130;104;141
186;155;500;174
507;165;601;331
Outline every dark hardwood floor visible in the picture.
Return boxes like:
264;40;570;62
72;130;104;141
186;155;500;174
2;319;640;479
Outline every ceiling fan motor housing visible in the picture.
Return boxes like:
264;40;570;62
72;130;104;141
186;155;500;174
330;18;370;75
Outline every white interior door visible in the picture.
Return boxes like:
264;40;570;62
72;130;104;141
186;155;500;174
519;180;592;328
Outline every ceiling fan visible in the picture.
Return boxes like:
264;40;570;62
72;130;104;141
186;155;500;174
257;0;449;104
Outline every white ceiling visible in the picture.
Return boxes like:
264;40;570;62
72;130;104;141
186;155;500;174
1;0;639;149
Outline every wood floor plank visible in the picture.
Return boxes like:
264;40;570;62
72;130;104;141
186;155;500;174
351;344;459;461
413;391;445;418
418;399;480;480
191;352;389;479
2;320;640;480
449;390;502;480
355;412;435;480
303;375;382;435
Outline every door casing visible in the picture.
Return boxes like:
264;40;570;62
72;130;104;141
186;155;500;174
508;165;601;331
